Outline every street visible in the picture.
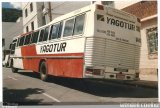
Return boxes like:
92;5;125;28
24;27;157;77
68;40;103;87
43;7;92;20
3;67;158;105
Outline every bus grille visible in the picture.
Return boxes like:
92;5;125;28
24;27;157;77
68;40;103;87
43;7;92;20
85;37;140;70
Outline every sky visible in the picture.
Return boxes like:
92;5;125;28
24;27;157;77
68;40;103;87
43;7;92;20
2;2;21;9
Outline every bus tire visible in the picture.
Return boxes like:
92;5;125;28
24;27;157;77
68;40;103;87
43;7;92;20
40;61;48;81
12;67;18;73
11;60;18;73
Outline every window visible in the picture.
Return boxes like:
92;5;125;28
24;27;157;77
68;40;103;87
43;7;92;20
58;22;63;38
24;34;31;45
43;27;49;41
31;21;34;30
24;37;27;45
49;25;58;40
146;27;158;54
74;14;85;35
25;9;28;17
39;29;44;42
49;23;61;40
26;26;29;32
30;3;33;12
17;38;20;47
28;34;31;44
19;36;25;46
63;18;75;37
31;31;39;43
11;42;16;54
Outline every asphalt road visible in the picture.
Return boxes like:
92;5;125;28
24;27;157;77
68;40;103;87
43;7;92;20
3;67;158;105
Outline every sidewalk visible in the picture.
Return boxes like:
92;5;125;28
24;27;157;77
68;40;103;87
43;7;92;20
140;74;158;81
102;74;158;89
130;74;159;89
125;80;158;89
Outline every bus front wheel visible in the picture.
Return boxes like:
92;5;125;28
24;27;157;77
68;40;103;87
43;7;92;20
12;67;18;73
11;60;18;73
40;61;48;81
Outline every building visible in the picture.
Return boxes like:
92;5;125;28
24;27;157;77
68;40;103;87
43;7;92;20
122;1;158;80
2;17;23;60
22;2;44;33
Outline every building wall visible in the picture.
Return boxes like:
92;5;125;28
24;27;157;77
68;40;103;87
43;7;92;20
122;1;158;75
114;0;141;9
140;18;157;75
122;1;157;19
2;19;23;50
43;1;91;23
22;2;43;33
36;2;44;27
22;2;28;9
23;16;39;32
2;18;23;60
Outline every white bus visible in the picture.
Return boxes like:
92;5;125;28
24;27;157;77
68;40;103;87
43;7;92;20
9;4;141;81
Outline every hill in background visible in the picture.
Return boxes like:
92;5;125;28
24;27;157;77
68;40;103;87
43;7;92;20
2;8;22;22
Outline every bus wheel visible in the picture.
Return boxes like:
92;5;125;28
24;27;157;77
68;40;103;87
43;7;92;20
12;67;18;73
11;60;18;73
40;61;48;81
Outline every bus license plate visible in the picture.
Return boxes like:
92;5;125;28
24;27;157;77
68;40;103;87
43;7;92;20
116;74;125;79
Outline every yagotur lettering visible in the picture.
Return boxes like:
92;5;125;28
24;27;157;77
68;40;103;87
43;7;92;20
107;17;135;31
40;42;67;53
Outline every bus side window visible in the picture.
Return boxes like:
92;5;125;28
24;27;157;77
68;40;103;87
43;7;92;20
11;39;17;54
58;22;63;38
39;29;44;42
24;34;31;45
11;43;16;54
31;31;39;43
17;38;20;47
49;22;63;40
73;14;85;35
63;18;75;37
49;23;59;40
43;27;49;41
28;34;31;44
24;35;29;45
19;36;25;46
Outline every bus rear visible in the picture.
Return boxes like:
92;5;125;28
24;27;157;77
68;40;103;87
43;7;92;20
84;5;141;80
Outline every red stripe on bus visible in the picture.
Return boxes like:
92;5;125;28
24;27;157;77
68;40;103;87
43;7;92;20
21;45;84;78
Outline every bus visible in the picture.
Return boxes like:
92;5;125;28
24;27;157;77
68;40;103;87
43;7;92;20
9;4;141;81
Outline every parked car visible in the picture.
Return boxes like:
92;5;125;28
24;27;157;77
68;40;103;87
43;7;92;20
2;54;10;67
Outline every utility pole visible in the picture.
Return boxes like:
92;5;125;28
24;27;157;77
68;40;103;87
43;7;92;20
48;2;52;22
